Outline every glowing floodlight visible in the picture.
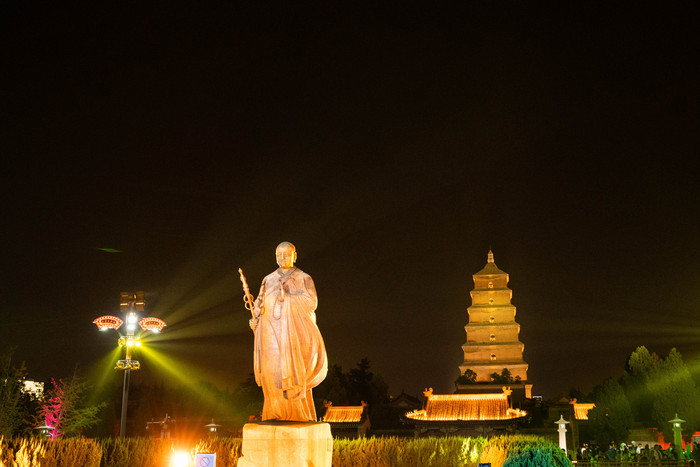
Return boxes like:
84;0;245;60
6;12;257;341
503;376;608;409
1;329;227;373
93;315;124;331
118;336;141;348
170;451;190;467
139;317;166;332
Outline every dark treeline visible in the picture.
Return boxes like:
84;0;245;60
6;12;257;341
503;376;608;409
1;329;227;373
9;345;695;443
2;349;411;438
568;346;700;447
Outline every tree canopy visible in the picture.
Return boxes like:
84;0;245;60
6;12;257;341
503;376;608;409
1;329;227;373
0;348;32;438
490;368;521;384
36;372;105;438
314;357;388;406
588;377;632;447
455;369;477;386
620;346;700;439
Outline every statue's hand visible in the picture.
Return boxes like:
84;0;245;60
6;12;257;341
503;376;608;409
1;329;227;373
249;318;259;332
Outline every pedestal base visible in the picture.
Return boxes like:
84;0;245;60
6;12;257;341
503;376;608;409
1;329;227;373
237;421;333;467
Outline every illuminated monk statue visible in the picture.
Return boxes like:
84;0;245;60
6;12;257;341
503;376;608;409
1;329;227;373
248;242;328;421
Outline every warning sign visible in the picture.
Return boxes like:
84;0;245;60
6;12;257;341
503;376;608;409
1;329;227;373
195;453;216;467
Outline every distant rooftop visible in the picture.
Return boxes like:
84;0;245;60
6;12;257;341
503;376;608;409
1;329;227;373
322;406;364;423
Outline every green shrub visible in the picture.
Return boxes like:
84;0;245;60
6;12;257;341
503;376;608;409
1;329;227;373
503;446;571;467
482;435;571;467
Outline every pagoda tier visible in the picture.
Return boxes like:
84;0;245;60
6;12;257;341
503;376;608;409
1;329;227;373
460;250;528;382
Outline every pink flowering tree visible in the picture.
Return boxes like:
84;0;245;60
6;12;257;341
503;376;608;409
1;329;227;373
36;373;104;439
39;379;64;439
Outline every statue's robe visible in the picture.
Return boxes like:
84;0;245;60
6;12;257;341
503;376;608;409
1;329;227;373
253;268;327;421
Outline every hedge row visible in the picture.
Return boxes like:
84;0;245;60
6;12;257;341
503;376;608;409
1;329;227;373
1;434;570;467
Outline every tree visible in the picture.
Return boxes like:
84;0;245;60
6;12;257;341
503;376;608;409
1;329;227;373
232;373;263;423
0;348;31;438
490;368;520;384
347;357;388;405
568;387;591;403
650;348;700;439
621;346;661;426
588;377;632;447
315;364;350;406
455;369;477;386
314;358;389;421
621;346;700;438
37;372;104;438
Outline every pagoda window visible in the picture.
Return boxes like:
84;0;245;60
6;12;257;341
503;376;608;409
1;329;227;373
489;316;495;323
490;354;496;361
490;334;496;342
488;281;494;288
489;297;494;304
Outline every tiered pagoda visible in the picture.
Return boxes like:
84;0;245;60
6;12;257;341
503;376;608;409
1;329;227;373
404;250;530;437
457;250;532;401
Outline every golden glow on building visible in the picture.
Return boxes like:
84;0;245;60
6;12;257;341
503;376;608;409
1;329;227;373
572;402;595;420
405;388;526;422
460;250;528;382
322;406;364;423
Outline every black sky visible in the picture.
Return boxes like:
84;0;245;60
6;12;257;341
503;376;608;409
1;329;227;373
2;3;700;400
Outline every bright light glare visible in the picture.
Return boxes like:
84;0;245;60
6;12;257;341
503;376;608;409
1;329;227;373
126;340;135;347
128;314;137;324
170;451;190;467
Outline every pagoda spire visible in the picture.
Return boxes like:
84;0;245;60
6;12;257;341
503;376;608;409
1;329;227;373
487;249;494;263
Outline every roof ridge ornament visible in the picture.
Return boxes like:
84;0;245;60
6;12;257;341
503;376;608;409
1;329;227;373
488;249;494;263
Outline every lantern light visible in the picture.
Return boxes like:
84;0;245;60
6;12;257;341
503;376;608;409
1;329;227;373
139;317;166;333
93;315;124;331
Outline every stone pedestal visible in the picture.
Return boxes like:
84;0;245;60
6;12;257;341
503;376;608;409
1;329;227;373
237;421;333;467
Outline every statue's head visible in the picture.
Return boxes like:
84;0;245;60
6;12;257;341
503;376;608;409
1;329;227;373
276;241;297;269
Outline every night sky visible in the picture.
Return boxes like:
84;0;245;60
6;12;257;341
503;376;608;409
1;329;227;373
3;4;699;400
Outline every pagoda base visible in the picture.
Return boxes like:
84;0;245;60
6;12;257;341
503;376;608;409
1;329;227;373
237;421;333;467
454;382;533;407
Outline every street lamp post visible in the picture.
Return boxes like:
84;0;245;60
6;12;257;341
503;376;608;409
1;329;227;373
555;414;570;452
34;424;54;439
93;291;166;438
668;413;685;460
204;419;222;438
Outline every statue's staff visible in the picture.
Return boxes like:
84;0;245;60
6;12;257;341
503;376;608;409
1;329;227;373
238;268;257;318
